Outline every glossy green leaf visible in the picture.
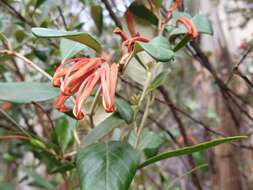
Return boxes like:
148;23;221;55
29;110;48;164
76;141;140;190
173;35;191;52
60;39;86;61
128;129;166;158
54;117;75;151
0;82;59;103
128;2;158;25
193;15;213;35
115;98;134;124
139;136;247;168
32;27;101;53
28;170;56;190
148;71;168;91
134;35;174;62
82;113;124;146
91;5;103;34
50;162;75;174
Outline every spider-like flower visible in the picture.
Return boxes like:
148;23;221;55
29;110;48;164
53;57;119;120
177;16;198;38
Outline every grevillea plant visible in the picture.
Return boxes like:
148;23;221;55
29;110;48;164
0;1;248;190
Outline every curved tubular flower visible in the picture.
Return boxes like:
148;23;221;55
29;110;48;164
122;36;149;53
54;93;71;113
73;72;100;120
177;16;198;38
52;57;84;87
53;56;119;120
113;27;149;53
61;58;102;96
113;27;128;42
125;10;138;37
100;63;119;112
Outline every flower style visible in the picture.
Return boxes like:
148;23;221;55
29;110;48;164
166;0;182;20
177;16;198;38
53;57;119;120
125;10;138;37
113;27;149;53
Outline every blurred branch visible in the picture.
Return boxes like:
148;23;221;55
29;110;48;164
158;86;203;190
57;6;69;30
0;50;52;80
101;0;122;28
0;0;35;26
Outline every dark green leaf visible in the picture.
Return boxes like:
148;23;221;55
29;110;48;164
76;141;140;190
134;35;174;62
33;49;48;61
35;0;47;9
115;98;134;124
60;39;86;61
14;30;26;43
173;35;191;52
54;117;75;151
128;2;158;25
91;5;103;34
193;15;213;35
28;170;56;190
82;113;124;146
32;27;101;53
128;129;166;158
148;71;168;91
0;82;59;103
139;136;247;168
50;162;75;174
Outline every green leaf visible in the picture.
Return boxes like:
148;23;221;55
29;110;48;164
134;35;174;62
128;2;158;25
50;162;75;174
169;13;213;37
173;35;191;52
192;15;213;35
115;98;134;124
139;136;247;168
33;49;48;61
128;129;166;158
54;117;75;151
148;71;168;91
31;27;101;53
82;113;124;146
151;0;163;9
91;5;103;34
0;82;59;103
27;170;56;190
34;0;47;10
60;39;87;61
76;141;140;190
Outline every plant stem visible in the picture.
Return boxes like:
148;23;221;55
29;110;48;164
0;50;52;80
135;95;151;148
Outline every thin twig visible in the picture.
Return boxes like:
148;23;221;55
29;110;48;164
0;50;52;80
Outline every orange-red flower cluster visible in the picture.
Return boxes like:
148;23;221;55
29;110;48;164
53;57;118;120
177;16;198;38
113;27;149;53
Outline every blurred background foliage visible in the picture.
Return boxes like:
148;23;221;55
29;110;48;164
0;0;252;189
